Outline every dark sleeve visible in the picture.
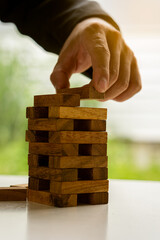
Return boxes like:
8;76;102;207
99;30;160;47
0;0;120;78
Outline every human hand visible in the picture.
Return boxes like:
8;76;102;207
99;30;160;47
50;17;142;101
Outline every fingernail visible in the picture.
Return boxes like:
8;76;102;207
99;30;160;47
97;78;108;93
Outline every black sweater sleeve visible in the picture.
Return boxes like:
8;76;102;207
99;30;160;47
0;0;120;78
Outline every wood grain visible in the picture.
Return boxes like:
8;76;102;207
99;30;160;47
29;167;50;180
26;107;48;119
28;154;49;167
29;167;78;181
49;106;107;120
29;143;78;156
28;118;74;131
49;156;108;169
78;192;108;205
49;131;107;144
74;119;106;131
50;179;109;194
28;189;53;206
57;85;105;100
0;187;27;201
28;154;39;167
52;194;77;207
79;144;107;156
34;94;80;107
29;177;50;190
78;168;108;180
26;130;48;142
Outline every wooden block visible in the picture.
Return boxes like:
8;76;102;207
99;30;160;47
28;189;53;206
74;119;106;131
49;131;107;144
78;192;108;205
29;177;50;190
29;167;50;180
57;85;105;100
49;106;107;120
29;167;78;181
28;118;74;131
28;154;49;167
50;169;78;181
88;192;109;204
79;144;107;156
52;194;77;207
49;156;108;169
26;130;48;142
28;154;39;167
26;130;37;142
0;187;27;201
50;179;109;194
10;184;28;188
91;168;108;180
78;168;108;180
26;107;48;119
34;94;80;107
29;143;78;156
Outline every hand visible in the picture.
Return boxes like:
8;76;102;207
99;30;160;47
50;18;142;101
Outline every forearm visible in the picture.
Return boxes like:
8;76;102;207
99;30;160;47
0;0;120;55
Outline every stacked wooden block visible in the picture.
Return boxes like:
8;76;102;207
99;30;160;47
26;86;109;207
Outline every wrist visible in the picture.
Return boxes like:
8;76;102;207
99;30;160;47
75;17;119;33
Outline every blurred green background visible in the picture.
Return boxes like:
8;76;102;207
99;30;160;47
0;35;160;180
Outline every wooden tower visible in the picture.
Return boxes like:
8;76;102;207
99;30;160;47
26;86;109;207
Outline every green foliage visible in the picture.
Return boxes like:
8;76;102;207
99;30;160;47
0;141;28;175
108;139;160;181
0;49;31;143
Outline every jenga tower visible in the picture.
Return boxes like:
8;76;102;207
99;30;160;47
26;86;109;207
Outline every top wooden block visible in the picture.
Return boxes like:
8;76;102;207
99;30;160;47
34;94;80;107
57;85;105;100
49;106;107;120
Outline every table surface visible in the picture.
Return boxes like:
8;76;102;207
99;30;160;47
0;176;160;240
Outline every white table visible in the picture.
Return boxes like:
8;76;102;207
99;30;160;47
0;175;160;240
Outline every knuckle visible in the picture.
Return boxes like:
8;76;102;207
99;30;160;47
118;79;129;91
134;79;142;92
123;80;129;90
82;22;104;41
85;22;102;33
113;30;122;40
83;23;100;38
131;59;142;92
97;67;110;79
95;44;110;55
110;67;119;81
108;29;121;39
123;44;133;58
